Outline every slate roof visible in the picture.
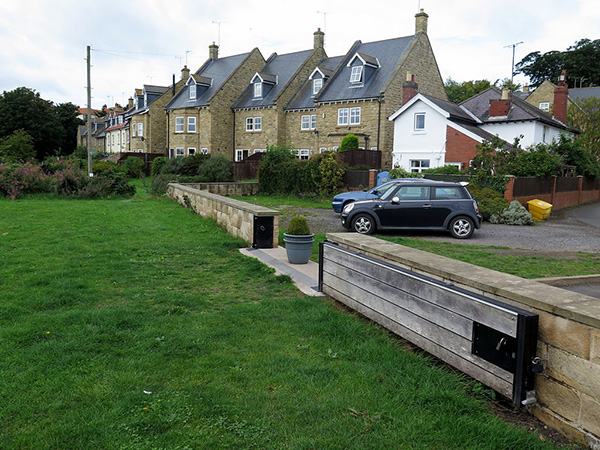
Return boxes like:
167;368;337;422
315;35;416;103
568;87;600;105
167;51;257;110
460;87;575;131
286;56;344;111
233;49;314;109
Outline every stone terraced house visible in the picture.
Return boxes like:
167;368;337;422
231;30;327;161
165;44;266;159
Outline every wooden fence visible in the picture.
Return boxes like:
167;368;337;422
337;149;381;169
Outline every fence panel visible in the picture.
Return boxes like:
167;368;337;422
512;177;553;197
555;176;579;193
343;170;370;189
338;149;381;169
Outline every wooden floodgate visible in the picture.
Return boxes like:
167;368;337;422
319;241;540;406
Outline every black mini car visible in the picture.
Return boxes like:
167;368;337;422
340;180;482;239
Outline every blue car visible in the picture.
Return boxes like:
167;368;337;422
331;179;415;213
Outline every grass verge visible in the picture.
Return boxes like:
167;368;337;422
0;195;564;449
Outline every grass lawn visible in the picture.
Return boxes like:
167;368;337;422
0;192;564;449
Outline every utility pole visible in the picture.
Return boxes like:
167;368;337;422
86;45;93;176
505;41;523;85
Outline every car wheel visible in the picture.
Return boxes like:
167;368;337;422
352;214;376;235
449;216;474;239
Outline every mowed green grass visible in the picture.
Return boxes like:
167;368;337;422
0;195;561;449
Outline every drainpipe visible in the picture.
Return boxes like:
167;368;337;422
166;110;170;157
232;108;236;161
376;95;382;166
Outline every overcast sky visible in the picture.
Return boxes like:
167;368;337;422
1;0;598;109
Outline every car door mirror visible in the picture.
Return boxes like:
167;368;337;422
391;196;400;204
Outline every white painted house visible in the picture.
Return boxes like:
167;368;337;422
388;84;577;172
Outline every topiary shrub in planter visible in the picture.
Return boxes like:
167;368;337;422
283;216;314;264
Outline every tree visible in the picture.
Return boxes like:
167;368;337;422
444;78;492;103
339;134;359;151
568;97;600;161
515;39;600;88
54;102;83;156
0;87;62;160
0;129;35;161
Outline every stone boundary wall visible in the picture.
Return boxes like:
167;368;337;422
167;183;279;248
184;182;259;197
325;233;600;449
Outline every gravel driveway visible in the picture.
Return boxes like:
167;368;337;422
281;205;600;253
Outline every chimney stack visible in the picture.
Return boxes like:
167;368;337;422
553;69;568;124
128;97;134;109
415;9;428;34
209;42;219;60
402;72;419;104
314;28;325;50
489;87;511;118
181;65;190;80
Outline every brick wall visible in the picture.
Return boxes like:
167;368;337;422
445;125;480;168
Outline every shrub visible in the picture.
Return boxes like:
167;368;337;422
490;200;534;225
312;151;344;195
467;184;509;222
180;154;210;176
389;167;420;179
258;144;297;194
286;216;311;235
0;129;35;162
197;155;232;182
151;157;168;176
422;165;462;174
123;156;145;178
92;160;124;176
339;134;359;152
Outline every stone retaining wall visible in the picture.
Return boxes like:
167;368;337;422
184;182;259;197
167;183;279;248
326;233;600;449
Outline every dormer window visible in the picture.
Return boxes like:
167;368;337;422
313;78;323;95
254;82;262;98
350;66;363;84
189;84;197;100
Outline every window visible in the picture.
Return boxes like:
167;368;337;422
138;123;143;137
543;125;548;143
246;117;261;131
410;159;430;173
370;146;378;151
350;65;363;83
319;147;327;153
253;148;267;154
188;148;196;156
175;117;184;133
235;149;249;161
338;108;349;125
132;124;136;137
200;148;209;154
350;107;361;125
434;186;465;200
296;149;309;160
189;85;196;100
395;185;430;201
301;114;316;130
118;115;123;124
539;102;550;112
175;147;184;157
187;117;196;133
313;78;323;95
253;82;262;98
414;113;425;131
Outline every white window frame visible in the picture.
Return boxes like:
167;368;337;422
301;115;311;130
539;101;550;112
350;65;363;83
337;108;349;125
296;149;310;160
319;147;327;153
409;159;430;173
235;149;249;162
132;124;136;137
246;116;261;132
253;148;267;154
254;116;262;131
189;84;197;100
175;147;184;158
200;148;209;154
414;113;426;131
188;147;196;156
187;117;196;133
138;123;143;137
175;117;184;133
349;107;361;125
312;78;323;95
253;82;262;98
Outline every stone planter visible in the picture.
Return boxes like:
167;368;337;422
283;233;315;264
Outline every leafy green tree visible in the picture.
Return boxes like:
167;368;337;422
54;102;83;156
0;129;35;161
0;87;62;160
197;155;233;182
568;97;600;161
516;39;600;88
444;78;492;103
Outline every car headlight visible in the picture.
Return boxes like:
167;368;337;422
343;203;355;214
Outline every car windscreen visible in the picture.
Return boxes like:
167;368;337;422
370;181;396;195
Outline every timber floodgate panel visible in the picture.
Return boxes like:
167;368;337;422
318;241;540;406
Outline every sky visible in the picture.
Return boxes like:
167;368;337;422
0;0;598;110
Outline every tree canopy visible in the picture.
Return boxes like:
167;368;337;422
515;39;600;88
444;78;520;104
0;87;82;160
